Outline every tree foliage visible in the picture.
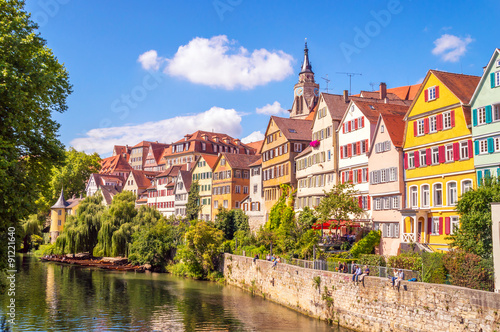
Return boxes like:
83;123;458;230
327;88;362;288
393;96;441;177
443;250;493;291
185;180;201;221
349;230;381;258
0;0;72;272
315;182;364;227
448;178;500;260
214;208;249;240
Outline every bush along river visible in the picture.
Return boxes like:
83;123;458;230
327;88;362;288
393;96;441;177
0;255;353;331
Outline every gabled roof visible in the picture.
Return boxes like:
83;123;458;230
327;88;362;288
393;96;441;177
295;145;312;159
130;170;152;189
221;153;261;170
99;154;132;175
178;170;192;192
470;48;500;105
269;116;313;141
305;102;319;121
248;157;262;167
100;185;121;205
157;165;183;178
349;100;409;124
430;70;480;105
132;140;156;148
245;140;264;153
199;154;219;170
375;113;406;150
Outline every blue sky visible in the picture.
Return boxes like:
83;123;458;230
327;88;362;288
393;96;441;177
26;0;499;156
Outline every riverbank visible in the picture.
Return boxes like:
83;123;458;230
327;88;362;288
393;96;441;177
40;255;150;272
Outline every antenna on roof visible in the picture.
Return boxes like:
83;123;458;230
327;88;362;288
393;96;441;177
336;72;362;96
321;74;331;93
369;82;376;91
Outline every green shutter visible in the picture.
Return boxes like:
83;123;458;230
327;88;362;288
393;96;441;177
473;109;478;126
485;169;491;179
474;140;480;155
492;72;496;88
486;105;493;123
488;137;494;153
477;171;483;186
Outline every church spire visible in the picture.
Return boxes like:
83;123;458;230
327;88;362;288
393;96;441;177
300;40;313;74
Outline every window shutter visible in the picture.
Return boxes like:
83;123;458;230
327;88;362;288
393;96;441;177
413;121;418;136
340;146;344;159
358;169;362;183
394;223;400;237
414;151;420;167
473;109;478;127
450;110;455;128
385;141;390;151
343;123;345;134
367;195;371;209
428;218;432;234
424;118;429;134
435;86;440;99
424;89;428;102
426;148;432;166
474;140;480;155
348;121;351;132
477;170;483;186
439;217;443;235
468;140;473;158
437;114;443;131
486;105;493;123
365;139;369;152
356;141;361;155
358;196;362;208
341;172;345;183
354;120;358;130
369;171;373;184
349;170;353;182
445;217;451;235
439;145;445;163
361;117;365;128
453;142;460;161
488;137;494;153
347;144;352;157
366;169;369;182
404;153;408;169
492;73;496;89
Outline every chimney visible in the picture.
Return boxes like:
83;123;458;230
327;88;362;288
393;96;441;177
379;82;387;100
343;90;349;103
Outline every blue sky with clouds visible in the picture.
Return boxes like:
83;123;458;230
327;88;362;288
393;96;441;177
25;0;499;156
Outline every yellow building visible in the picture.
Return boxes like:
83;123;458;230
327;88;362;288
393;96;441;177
49;189;82;243
402;70;480;251
261;116;312;219
191;154;218;221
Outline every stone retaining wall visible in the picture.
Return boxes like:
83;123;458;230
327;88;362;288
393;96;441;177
223;254;500;332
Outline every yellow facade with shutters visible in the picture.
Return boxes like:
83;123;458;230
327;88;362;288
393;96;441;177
191;156;213;221
402;70;477;252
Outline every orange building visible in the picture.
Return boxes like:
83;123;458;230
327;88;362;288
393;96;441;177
211;153;260;220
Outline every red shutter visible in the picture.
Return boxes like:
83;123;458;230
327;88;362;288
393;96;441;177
424;89;428;102
439;145;445;163
437;114;443;131
343;123;345;134
414;151;420;167
445;217;450;235
468;140;473;158
367;195;371;209
413;121;418;136
428;218;432;234
347;144;352;157
426;148;432;166
439;217;443;235
356;141;361;155
365;139;369;152
435;86;440;99
340;146;344;159
404;153;408;169
354;120;358;130
341;172;345;183
450;110;455;127
349;170;353;182
366;169;369;182
358;196;362;208
358;169;362;183
424;118;429;134
361;117;365;128
348;121;351;132
453;142;460;161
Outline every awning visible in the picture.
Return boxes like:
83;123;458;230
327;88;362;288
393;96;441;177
312;220;361;230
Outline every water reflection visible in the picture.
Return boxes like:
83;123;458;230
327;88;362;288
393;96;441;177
1;256;351;331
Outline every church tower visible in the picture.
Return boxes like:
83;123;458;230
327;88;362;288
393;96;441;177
290;42;320;119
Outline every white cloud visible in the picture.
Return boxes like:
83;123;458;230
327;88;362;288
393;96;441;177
256;101;287;115
71;107;242;155
241;131;265;144
432;34;473;62
137;50;163;70
143;35;294;90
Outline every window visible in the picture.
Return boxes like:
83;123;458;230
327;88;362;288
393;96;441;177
421;185;430;208
410;186;418;208
429;116;437;133
428;86;436;101
58;220;62;226
214;201;219;209
235;201;240;208
58;210;62;216
496;137;500;152
445;145;453;162
443;112;452;129
235;185;241;194
460;141;469;160
462;180;472;194
432;147;439;165
432;217;440;235
374;198;381;210
294;143;302;152
447;182;458;205
243;186;249;194
223;200;228;208
417;119;425;136
381;125;384;133
450;216;459;234
433;183;443;207
408;152;415;168
478;107;486;125
383;197;390;210
389;167;397;181
392;196;399;209
479;139;488;154
495;71;500;87
419;150;426;166
494;104;500;122
381;169;387;182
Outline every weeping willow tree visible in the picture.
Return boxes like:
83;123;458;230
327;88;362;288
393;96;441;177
21;214;42;252
94;191;138;257
56;195;104;255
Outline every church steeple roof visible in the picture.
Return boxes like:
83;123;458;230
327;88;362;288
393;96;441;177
299;41;313;74
51;188;69;209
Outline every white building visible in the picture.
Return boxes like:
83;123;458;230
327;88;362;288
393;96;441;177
241;158;265;231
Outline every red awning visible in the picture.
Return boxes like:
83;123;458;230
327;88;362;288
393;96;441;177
312;220;361;230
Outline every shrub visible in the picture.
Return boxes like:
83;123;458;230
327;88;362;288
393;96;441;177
358;254;386;267
421;252;447;284
349;230;381;258
387;252;422;271
442;250;494;291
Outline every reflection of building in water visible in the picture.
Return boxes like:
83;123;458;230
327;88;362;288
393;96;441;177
45;263;58;316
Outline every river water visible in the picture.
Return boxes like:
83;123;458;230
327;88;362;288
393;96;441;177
1;255;352;331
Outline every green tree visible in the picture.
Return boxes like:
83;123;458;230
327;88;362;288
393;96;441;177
56;195;104;255
214;208;250;240
316;182;364;229
448;178;500;260
37;148;101;213
185;180;201;221
0;0;72;273
20;214;42;252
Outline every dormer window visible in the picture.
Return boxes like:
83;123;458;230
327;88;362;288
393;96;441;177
288;129;297;133
426;86;439;101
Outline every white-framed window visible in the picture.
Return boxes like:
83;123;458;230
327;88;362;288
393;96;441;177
461;179;473;195
383;197;390;210
410;186;418;208
421;184;430;208
294;143;302;152
392;196;399;209
495;71;500;87
362;168;368;182
223;200;228;208
460;141;469;160
408;152;415;169
495;137;500;152
417;119;425;136
479;139;488;154
381;169;387;182
419;150;426;166
478;107;486;125
362;196;368;210
443;112;452;129
433;183;443;207
450;216;459;234
447;182;458;205
214;201;219;209
431;147;439;165
445;144;453;162
374;198;381;210
432;217;440;235
429;116;437;133
389;167;397;181
428;86;436;101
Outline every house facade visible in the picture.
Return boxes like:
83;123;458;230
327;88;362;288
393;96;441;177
241;158;265;231
191;154;218;221
471;49;500;184
146;165;183;217
402;70;480;252
174;170;192;218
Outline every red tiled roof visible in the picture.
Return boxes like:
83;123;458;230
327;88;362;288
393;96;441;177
245;140;264;153
130;170;152;189
248;157;262;167
199;154;219;170
379;113;406;148
270;116;313;141
352;100;409;123
305;102;319;121
430;70;480;104
222;153;261;169
99;155;132;174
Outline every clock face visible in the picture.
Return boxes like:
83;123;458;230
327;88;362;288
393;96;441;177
313;88;319;97
295;87;303;97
